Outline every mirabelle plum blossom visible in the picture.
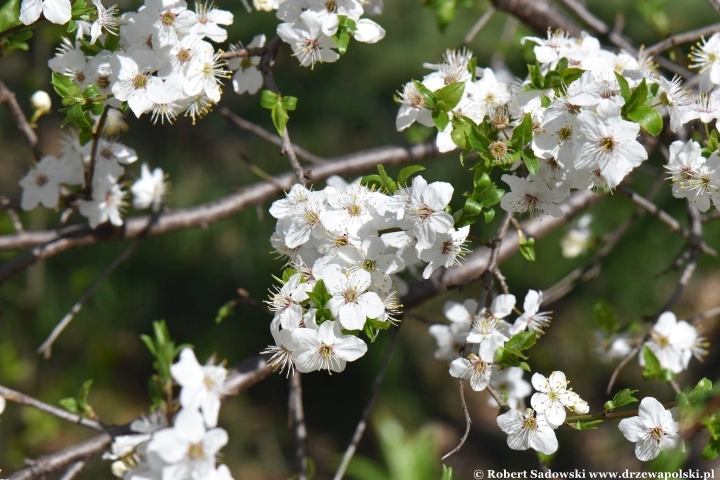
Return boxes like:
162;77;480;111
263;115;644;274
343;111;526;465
19;156;72;211
510;290;552;335
170;348;230;428
292;320;368;373
489;367;532;409
20;0;71;25
497;407;559;455
466;294;515;346
146;408;229;479
639;312;706;374
131;164;168;212
266;273;310;329
322;266;384;330
618;397;683;461
78;175;127;228
530;371;579;427
500;175;569;218
449;337;502;391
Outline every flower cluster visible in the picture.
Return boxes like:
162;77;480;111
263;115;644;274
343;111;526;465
398;30;720;219
18;131;168;228
664;139;720;212
263;175;471;374
639;311;708;374
272;0;386;68
104;348;236;480
47;0;234;122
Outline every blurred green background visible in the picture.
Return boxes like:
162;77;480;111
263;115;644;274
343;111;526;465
1;0;720;478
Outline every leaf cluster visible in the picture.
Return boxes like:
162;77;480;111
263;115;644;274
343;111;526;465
260;89;298;136
51;72;107;144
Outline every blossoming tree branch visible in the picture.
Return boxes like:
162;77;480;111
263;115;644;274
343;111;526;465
0;0;720;478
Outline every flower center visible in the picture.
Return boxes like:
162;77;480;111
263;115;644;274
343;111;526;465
97;74;110;89
176;48;192;64
34;172;49;186
558;125;573;141
600;136;616;152
347;202;362;217
187;443;205;459
362;259;377;271
342;286;360;303
416;204;433;220
523;416;537;430
649;426;665;441
160;10;176;26
319;344;333;359
132;74;148;90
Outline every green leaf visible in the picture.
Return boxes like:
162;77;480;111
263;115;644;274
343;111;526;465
571;419;604;430
441;465;454;480
59;397;80;413
103;31;119;51
51;72;76;98
642;345;662;381
518;230;535;262
431;109;450;132
83;84;100;99
374;165;397;193
528;62;544;90
63;103;93;129
361;174;383;190
281;95;297;111
609;388;639;410
78;128;93;145
332;30;351;55
467;126;490;152
483;207;495;223
260;89;278;109
67;19;77;33
363;322;378;342
614;72;630;101
520;149;539;176
271;102;289;135
215;299;237;324
413;80;436;109
626;106;663;136
505;331;536;352
282;268;298;283
511;113;534;148
593;300;619;334
540;95;551;108
0;0;20;32
434;81;465;112
623;78;648;114
396;165;425;186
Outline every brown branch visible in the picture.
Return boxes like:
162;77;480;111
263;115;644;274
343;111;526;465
688;305;720;325
9;353;273;480
36;239;140;358
462;6;496;46
0;81;43;160
616;185;716;257
606;344;642;395
0;140;441;284
289;373;308;480
441;380;472;461
645;22;720;57
221;108;326;165
9;433;113;480
333;324;402;480
58;460;86;480
0;384;104;431
707;0;720;15
474;211;514;314
85;106;110;193
490;0;582;36
486;384;511;413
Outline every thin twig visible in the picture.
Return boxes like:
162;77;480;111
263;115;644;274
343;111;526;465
58;460;86;480
256;36;306;185
36;240;140;358
707;0;720;14
0;384;104;431
0;81;43;160
486;384;510;413
289;373;308;480
333;325;402;480
616;185;716;257
606;343;642;395
565;401;676;424
462;6;496;46
218;46;266;60
474;211;513;314
221;108;326;165
86;105;110;192
7;208;24;233
441;380;472;460
688;305;720;325
645;22;720;57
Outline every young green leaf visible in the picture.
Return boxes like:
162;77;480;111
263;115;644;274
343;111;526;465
396;165;425;185
260;89;279;109
642;345;662;380
626;106;663;136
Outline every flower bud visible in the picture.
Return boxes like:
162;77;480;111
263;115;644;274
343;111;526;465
574;400;590;415
30;90;52;115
